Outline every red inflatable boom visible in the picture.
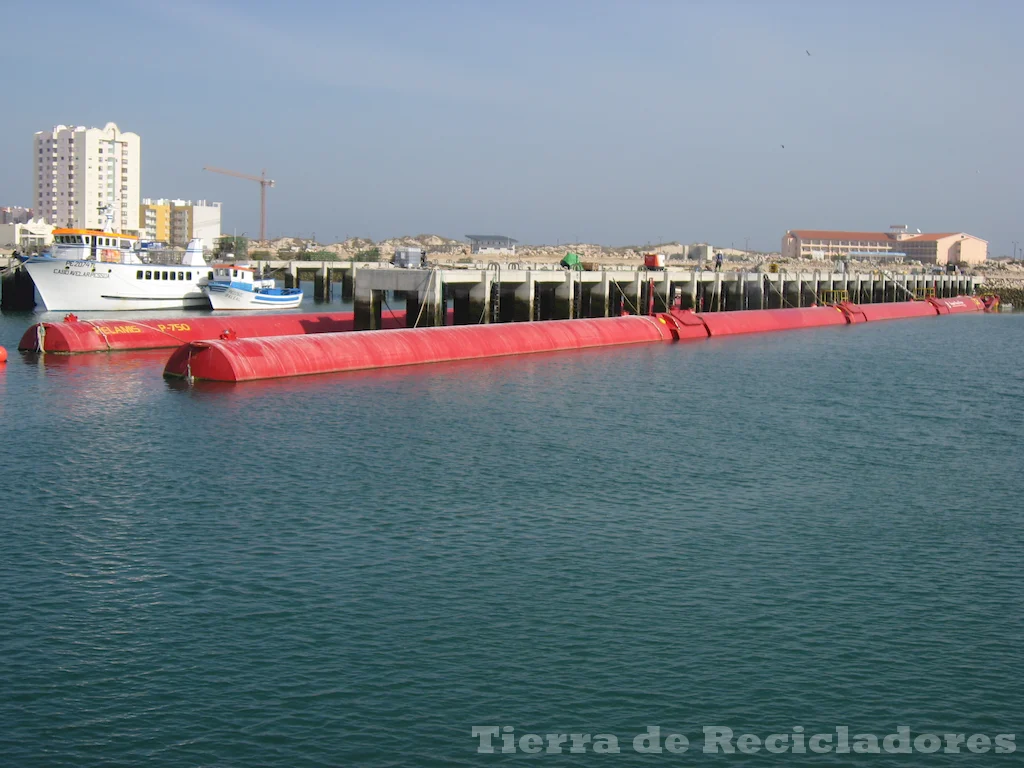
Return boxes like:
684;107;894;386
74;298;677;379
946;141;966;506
165;315;684;382
163;297;986;383
928;296;985;314
18;309;432;353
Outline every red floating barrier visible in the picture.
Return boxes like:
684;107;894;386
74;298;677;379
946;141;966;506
838;300;938;323
690;306;849;337
159;297;991;384
164;315;678;382
928;296;985;314
18;309;425;354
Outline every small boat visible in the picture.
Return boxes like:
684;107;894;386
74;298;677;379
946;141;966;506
202;264;303;310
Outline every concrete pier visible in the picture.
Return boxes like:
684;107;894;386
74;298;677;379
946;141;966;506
333;264;981;329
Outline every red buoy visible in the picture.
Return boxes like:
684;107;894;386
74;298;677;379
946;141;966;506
0;345;7;364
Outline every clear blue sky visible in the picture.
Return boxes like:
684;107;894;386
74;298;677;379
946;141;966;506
2;0;1021;252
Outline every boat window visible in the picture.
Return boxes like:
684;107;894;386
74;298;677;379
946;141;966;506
178;271;184;280
233;270;238;278
169;271;176;281
187;272;192;280
208;271;213;280
120;240;130;248
145;271;152;279
153;271;160;280
136;270;143;280
162;271;169;280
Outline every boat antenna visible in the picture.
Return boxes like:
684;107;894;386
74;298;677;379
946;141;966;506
96;202;115;232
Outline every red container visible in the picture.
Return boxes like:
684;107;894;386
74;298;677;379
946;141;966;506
164;315;677;382
693;306;849;337
928;296;984;314
19;309;416;354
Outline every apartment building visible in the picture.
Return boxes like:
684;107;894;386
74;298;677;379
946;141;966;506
139;199;222;248
33;123;141;232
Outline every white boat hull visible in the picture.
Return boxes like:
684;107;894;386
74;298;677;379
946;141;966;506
204;284;303;310
24;258;212;312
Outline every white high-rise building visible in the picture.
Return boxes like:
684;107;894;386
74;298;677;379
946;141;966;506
33;123;141;233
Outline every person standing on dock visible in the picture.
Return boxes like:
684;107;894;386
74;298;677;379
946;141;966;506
714;252;724;272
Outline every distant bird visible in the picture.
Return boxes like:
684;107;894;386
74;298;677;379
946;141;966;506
781;144;785;149
806;50;812;56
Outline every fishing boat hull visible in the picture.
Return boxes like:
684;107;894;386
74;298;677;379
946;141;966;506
203;283;303;310
23;258;211;312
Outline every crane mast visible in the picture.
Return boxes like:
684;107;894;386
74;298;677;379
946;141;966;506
202;166;275;242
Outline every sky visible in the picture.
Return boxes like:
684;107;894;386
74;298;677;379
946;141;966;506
1;0;1022;253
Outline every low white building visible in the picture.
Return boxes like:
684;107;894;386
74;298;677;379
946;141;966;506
467;234;517;255
0;217;54;248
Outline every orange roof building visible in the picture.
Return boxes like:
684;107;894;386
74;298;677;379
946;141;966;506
781;226;987;265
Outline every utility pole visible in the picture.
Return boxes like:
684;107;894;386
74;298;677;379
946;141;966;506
1013;240;1019;261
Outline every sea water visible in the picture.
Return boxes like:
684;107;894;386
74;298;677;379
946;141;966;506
1;305;1021;766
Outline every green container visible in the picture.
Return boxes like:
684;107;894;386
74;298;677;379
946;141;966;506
560;252;583;270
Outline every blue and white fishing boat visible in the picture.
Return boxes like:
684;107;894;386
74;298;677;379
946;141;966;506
202;264;303;310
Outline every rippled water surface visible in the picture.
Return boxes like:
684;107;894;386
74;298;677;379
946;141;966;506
1;307;1022;766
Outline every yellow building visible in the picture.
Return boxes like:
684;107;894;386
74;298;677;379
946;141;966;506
782;226;988;265
139;198;221;247
139;199;171;242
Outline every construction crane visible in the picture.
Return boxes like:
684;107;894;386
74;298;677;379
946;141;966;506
202;166;275;242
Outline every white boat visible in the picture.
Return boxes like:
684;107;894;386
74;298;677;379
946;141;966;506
23;230;213;312
202;264;303;310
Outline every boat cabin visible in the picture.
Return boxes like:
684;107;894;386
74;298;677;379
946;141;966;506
211;264;274;289
52;228;141;264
